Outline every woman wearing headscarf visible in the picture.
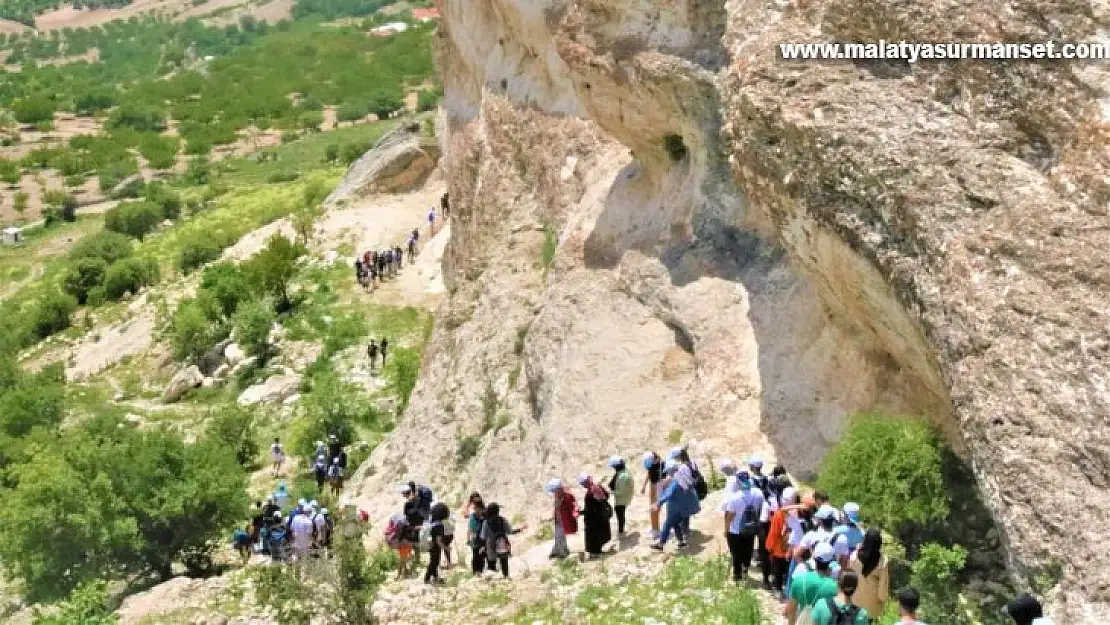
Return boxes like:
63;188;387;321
640;451;664;538
465;493;487;574
578;473;612;558
650;459;700;551
607;456;634;536
480;502;512;577
546;478;578;559
847;528;890;620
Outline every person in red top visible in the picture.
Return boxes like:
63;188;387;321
546;478;578;559
766;486;799;595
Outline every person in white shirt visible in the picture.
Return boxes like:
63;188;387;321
720;471;765;582
312;507;328;548
290;509;315;558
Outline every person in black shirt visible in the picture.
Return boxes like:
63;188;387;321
425;503;450;584
380;337;389;366
640;451;663;538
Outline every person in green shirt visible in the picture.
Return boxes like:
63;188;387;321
786;542;839;624
607;456;634;535
810;571;871;625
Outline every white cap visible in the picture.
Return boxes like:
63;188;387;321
607;456;624;468
297;498;307;507
662;460;679;475
781;487;798;505
816;504;839;521
545;478;563;493
813;542;836;563
399;484;412;494
748;454;764;468
577;472;591;486
843;502;861;523
316;440;324;447
668;446;683;460
717;458;738;476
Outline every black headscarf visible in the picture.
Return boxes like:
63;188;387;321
1006;594;1044;625
858;528;883;577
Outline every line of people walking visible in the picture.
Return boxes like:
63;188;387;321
353;195;449;292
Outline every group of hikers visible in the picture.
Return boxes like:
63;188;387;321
352;192;450;291
381;447;1056;625
236;434;354;561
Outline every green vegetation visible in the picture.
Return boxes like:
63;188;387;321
31;580;117;625
816;412;948;548
541;223;557;275
515;556;763;624
204;405;261;467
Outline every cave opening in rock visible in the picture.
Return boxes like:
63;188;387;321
663;133;688;162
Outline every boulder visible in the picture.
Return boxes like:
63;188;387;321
212;363;231;379
237;374;302;406
162;365;204;403
325;122;441;203
230;356;257;377
198;339;232;375
224;343;247;366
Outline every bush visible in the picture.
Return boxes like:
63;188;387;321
178;231;227;274
199;262;252;319
184;156;211;186
104;200;162;240
97;161;139;194
31;580;117;625
416;87;441;112
457;435;479;463
12;95;55;124
336;101;366;122
70;231;133;265
367;88;404;119
109;176;145;200
205;405;259;467
232;299;275;359
101;257;160;301
384;346;420;415
168;297;227;363
108;104;167;132
30;291;77;339
143;182;182;220
244;234;305;311
0;157;20;184
63;257;109;305
341;142;366;165
292;373;377;460
816;412;949;545
324;144;339;163
910;543;977;624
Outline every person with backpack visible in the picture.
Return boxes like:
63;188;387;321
721;470;766;583
407;234;417;263
270;437;285;476
407;481;434;520
607;456;634;536
313;455;328;492
428;207;437;235
806;505;851;570
546;478;578;559
748;455;775;586
786;542;839;625
385;513;414;575
233;526;252;564
479;502;512;577
424;503;450;584
809;571;871;625
311;506;328;550
848;528;889;619
640;451;664;538
465;493;488;573
650;459;700;552
767;486;800;596
327;458;344;496
266;511;289;560
441;192;450;218
577;473;612;559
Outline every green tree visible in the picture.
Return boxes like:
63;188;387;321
101;256;159;301
245;234;305;311
69;231;133;265
199;262;252;319
324;144;339;164
143;182;182;220
204;405;260;467
178;232;226;274
232;299;274;359
367;89;404;119
168;297;226;363
63;257;109;305
292;373;376;460
107;104;167;132
104;200;162;240
910;543;975;624
30;290;77;339
816;412;949;546
0;366;66;438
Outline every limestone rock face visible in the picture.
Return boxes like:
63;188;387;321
348;0;1110;620
326;121;441;201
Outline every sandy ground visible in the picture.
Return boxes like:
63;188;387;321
0;18;28;34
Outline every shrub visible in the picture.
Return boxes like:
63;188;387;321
139;134;178;170
457;435;479;463
184;156;211;186
104;200;162;240
143;182;182;220
232;299;275;359
541;223;557;274
31;580;118;625
0;157;20;184
97;161;138;194
107;104;167;132
63;258;109;305
109;176;145;200
30;291;77;339
816;412;949;545
12;96;55;124
367;88;404;119
168;297;228;363
910;543;978;624
336;101;366;122
199;262;252;318
101;257;160;301
205;405;259;467
341;142;366;165
178;232;227;274
70;231;133;265
244;234;305;311
416;87;441;112
383;346;420;414
324;144;339;163
292;373;377;459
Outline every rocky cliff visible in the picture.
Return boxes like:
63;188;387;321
348;0;1110;620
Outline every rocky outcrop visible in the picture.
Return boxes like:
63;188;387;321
326;121;441;202
348;0;1109;620
162;365;204;403
237;373;302;406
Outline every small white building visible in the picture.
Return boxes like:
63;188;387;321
370;21;409;37
1;227;22;246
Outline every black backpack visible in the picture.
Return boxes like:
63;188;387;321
825;599;861;625
692;466;708;500
738;500;760;536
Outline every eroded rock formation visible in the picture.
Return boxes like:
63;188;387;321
349;0;1110;619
